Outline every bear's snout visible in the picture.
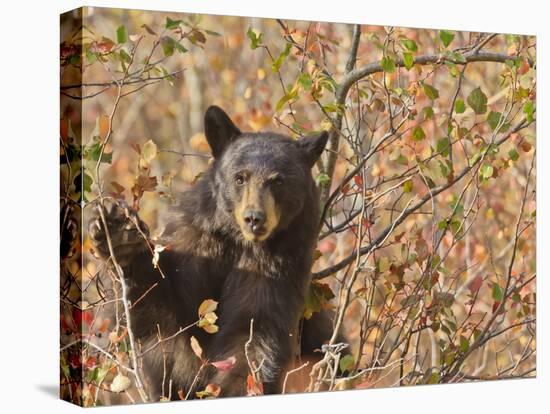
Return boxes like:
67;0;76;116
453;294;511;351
243;209;266;234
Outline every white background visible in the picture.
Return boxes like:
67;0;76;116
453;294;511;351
0;0;546;412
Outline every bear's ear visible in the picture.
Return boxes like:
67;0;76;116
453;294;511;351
297;131;329;168
204;105;241;158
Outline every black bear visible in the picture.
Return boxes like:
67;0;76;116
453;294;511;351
89;106;332;399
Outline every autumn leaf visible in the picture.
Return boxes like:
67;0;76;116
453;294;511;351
141;139;158;164
190;336;203;359
110;181;125;195
246;374;264;396
198;299;218;317
110;373;131;393
211;356;237;372
468;275;483;296
196;383;221;399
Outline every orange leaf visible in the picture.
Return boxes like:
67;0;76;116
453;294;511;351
99;115;110;140
246;374;264;396
205;383;221;397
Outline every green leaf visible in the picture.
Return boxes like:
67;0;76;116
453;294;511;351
275;88;298;112
523;101;535;122
487;111;501;131
467;87;488;115
246;27;263;50
403;179;413;193
487;111;509;131
436;137;450;157
454;99;465;114
161;36;176;56
323;103;345;115
445;50;467;63
427;371;441;384
116;25;128;44
492;282;503;302
86;48;97;64
174;42;188;54
459;336;470;353
297;73;313;90
438;159;449;179
304;281;335;319
315;173;330;186
165;17;182;30
119;49;131;64
480;163;494;180
412;126;426;141
400;38;418;52
272;43;292;72
339;355;355;373
381;56;396;73
423;106;434;120
84;141;112;164
403;52;414;70
508;148;520;161
423;83;440;100
439;30;455;48
204;29;222;36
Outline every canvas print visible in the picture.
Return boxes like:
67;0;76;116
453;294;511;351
60;6;536;406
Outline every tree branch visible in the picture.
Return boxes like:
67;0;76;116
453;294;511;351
319;24;361;205
313;117;532;280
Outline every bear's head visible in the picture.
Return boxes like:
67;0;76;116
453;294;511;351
204;105;328;243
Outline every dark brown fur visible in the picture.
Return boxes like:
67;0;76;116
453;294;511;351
89;106;336;399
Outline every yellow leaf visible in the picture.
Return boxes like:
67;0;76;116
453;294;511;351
203;312;218;324
141;139;158;164
190;335;203;359
379;257;390;273
203;324;219;334
198;299;218;317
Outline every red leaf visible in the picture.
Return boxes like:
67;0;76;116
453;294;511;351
211;356;237;372
89;39;115;54
468;275;483;295
82;310;94;326
72;308;93;328
84;356;97;369
69;353;81;369
518;58;530;75
353;174;363;187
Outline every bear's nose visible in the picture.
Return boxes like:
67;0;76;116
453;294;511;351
243;209;266;232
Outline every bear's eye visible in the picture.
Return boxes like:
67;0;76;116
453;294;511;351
235;174;246;186
271;176;284;186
